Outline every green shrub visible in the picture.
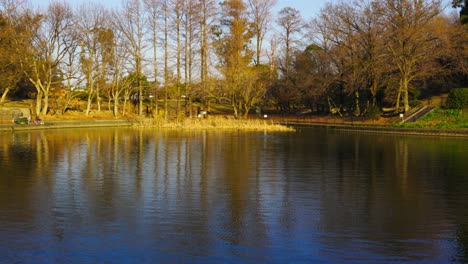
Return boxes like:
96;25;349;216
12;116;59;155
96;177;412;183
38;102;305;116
446;88;468;109
444;109;462;117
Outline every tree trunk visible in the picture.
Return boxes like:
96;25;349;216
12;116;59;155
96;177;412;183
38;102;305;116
189;98;193;118
232;96;238;118
256;30;261;65
41;93;49;116
113;94;119;117
0;87;10;104
402;76;410;112
97;94;101;112
35;90;43;116
139;81;143;116
243;104;251;118
164;0;169;121
85;89;95;116
233;106;238;118
176;8;181;121
396;78;402;110
371;80;377;107
123;96;128;116
354;89;360;117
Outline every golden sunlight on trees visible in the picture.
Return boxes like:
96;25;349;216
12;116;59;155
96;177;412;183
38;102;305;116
215;0;254;117
0;0;28;104
0;0;466;118
380;0;443;112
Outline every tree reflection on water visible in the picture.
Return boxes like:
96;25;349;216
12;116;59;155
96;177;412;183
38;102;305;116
0;128;467;262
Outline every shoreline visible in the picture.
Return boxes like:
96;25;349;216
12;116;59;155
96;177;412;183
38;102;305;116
284;122;468;137
1;118;467;137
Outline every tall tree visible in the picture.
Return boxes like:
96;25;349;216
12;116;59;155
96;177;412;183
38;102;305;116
247;0;277;65
276;7;303;79
144;0;161;115
24;1;74;116
114;0;146;116
163;0;169;120
171;0;185;119
60;18;82;114
380;0;442;112
107;27;131;117
0;0;28;104
184;0;197;117
198;0;217;107
314;1;387;115
427;14;468;88
76;3;109;115
216;0;254;117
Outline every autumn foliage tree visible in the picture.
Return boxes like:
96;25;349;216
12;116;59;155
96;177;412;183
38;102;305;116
215;0;255;117
0;1;27;104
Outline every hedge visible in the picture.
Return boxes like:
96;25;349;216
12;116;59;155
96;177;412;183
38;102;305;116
446;88;468;109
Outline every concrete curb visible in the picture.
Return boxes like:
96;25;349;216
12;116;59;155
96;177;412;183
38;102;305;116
283;122;468;138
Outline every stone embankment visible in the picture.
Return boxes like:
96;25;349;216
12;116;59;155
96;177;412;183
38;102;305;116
284;122;468;137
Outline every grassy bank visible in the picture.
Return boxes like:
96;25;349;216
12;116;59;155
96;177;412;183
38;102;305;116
3;99;467;133
1;100;294;132
395;107;467;129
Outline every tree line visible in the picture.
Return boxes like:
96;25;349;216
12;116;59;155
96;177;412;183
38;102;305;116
0;0;467;119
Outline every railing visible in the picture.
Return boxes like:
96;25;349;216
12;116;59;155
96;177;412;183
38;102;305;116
402;106;436;123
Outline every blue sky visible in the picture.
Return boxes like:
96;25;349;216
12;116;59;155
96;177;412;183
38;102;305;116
28;0;457;19
29;0;328;21
274;0;327;20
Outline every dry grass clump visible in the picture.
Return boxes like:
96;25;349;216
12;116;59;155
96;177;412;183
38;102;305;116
45;110;119;121
133;116;295;132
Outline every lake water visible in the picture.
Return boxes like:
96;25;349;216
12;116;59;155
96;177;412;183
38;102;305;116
0;127;467;263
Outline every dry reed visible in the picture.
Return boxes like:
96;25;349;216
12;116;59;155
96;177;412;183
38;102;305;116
133;116;295;132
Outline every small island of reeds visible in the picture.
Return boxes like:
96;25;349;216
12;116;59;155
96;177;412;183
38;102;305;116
133;116;295;132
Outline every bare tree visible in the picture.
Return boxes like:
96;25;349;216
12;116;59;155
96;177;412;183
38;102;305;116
114;0;147;116
144;0;161;115
276;7;303;78
313;1;388;115
76;3;109;115
197;0;217;96
171;0;185;119
108;29;134;117
163;0;169;120
444;14;468;84
60;23;82;114
247;0;277;65
380;0;443;112
24;1;75;116
184;0;197;117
